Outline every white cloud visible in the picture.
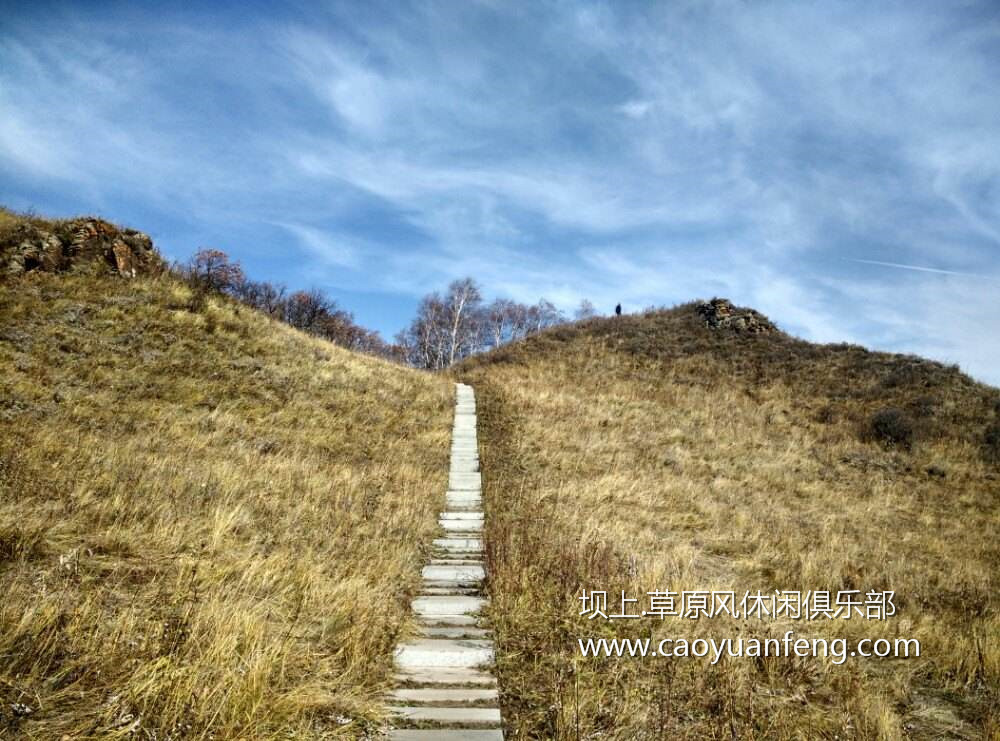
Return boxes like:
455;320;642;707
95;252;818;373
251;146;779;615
2;2;998;383
273;223;361;269
617;100;651;119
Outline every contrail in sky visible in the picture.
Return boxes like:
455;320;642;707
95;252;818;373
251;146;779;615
848;258;996;280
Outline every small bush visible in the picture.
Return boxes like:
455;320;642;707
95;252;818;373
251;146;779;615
866;407;915;450
815;404;836;424
908;394;937;418
984;421;1000;464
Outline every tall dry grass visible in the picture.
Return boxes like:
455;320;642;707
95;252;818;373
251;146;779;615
460;307;999;740
1;268;453;738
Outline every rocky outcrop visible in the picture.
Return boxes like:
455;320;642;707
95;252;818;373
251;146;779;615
2;218;161;278
697;298;775;333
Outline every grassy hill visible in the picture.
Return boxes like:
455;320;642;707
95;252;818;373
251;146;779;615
0;210;454;738
459;304;999;740
3;205;998;739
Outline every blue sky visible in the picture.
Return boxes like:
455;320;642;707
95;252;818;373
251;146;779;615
2;1;999;384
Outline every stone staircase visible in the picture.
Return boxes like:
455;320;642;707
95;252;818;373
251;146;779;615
387;383;503;740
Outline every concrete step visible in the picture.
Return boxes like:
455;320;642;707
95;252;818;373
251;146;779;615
440;512;485;521
423;564;485;581
420;586;480;596
448;485;482;495
390;731;502;741
433;538;482;551
429;558;483;566
395;638;494;668
431;549;482;559
389;705;502;725
419;614;480;627
389;687;498;704
440;519;483;532
421;626;489;639
432;547;482;556
443;505;482;514
422;579;481;590
445;505;484;515
413;595;485;617
431;549;482;558
395;666;496;687
431;554;482;563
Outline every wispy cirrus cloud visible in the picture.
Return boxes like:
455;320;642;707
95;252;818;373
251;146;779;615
1;1;998;382
273;223;361;269
848;259;1000;281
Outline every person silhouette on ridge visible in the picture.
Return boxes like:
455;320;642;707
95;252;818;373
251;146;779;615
615;303;622;317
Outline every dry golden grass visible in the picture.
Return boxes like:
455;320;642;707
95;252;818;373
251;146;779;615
0;242;453;737
459;306;999;740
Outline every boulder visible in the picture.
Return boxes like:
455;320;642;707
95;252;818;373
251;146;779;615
697;298;775;333
3;217;161;278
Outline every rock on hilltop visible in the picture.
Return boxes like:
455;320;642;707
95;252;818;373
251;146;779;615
697;297;776;333
1;216;162;278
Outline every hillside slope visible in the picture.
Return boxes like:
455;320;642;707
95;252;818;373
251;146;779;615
0;212;454;738
459;303;999;740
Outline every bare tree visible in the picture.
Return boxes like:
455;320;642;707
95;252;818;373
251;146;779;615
398;293;449;369
526;298;564;333
397;279;485;368
283;288;334;332
396;281;576;368
506;301;531;341
574;299;597;320
445;278;483;365
316;310;391;355
235;279;287;317
483;298;516;348
182;248;396;359
187;248;244;293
